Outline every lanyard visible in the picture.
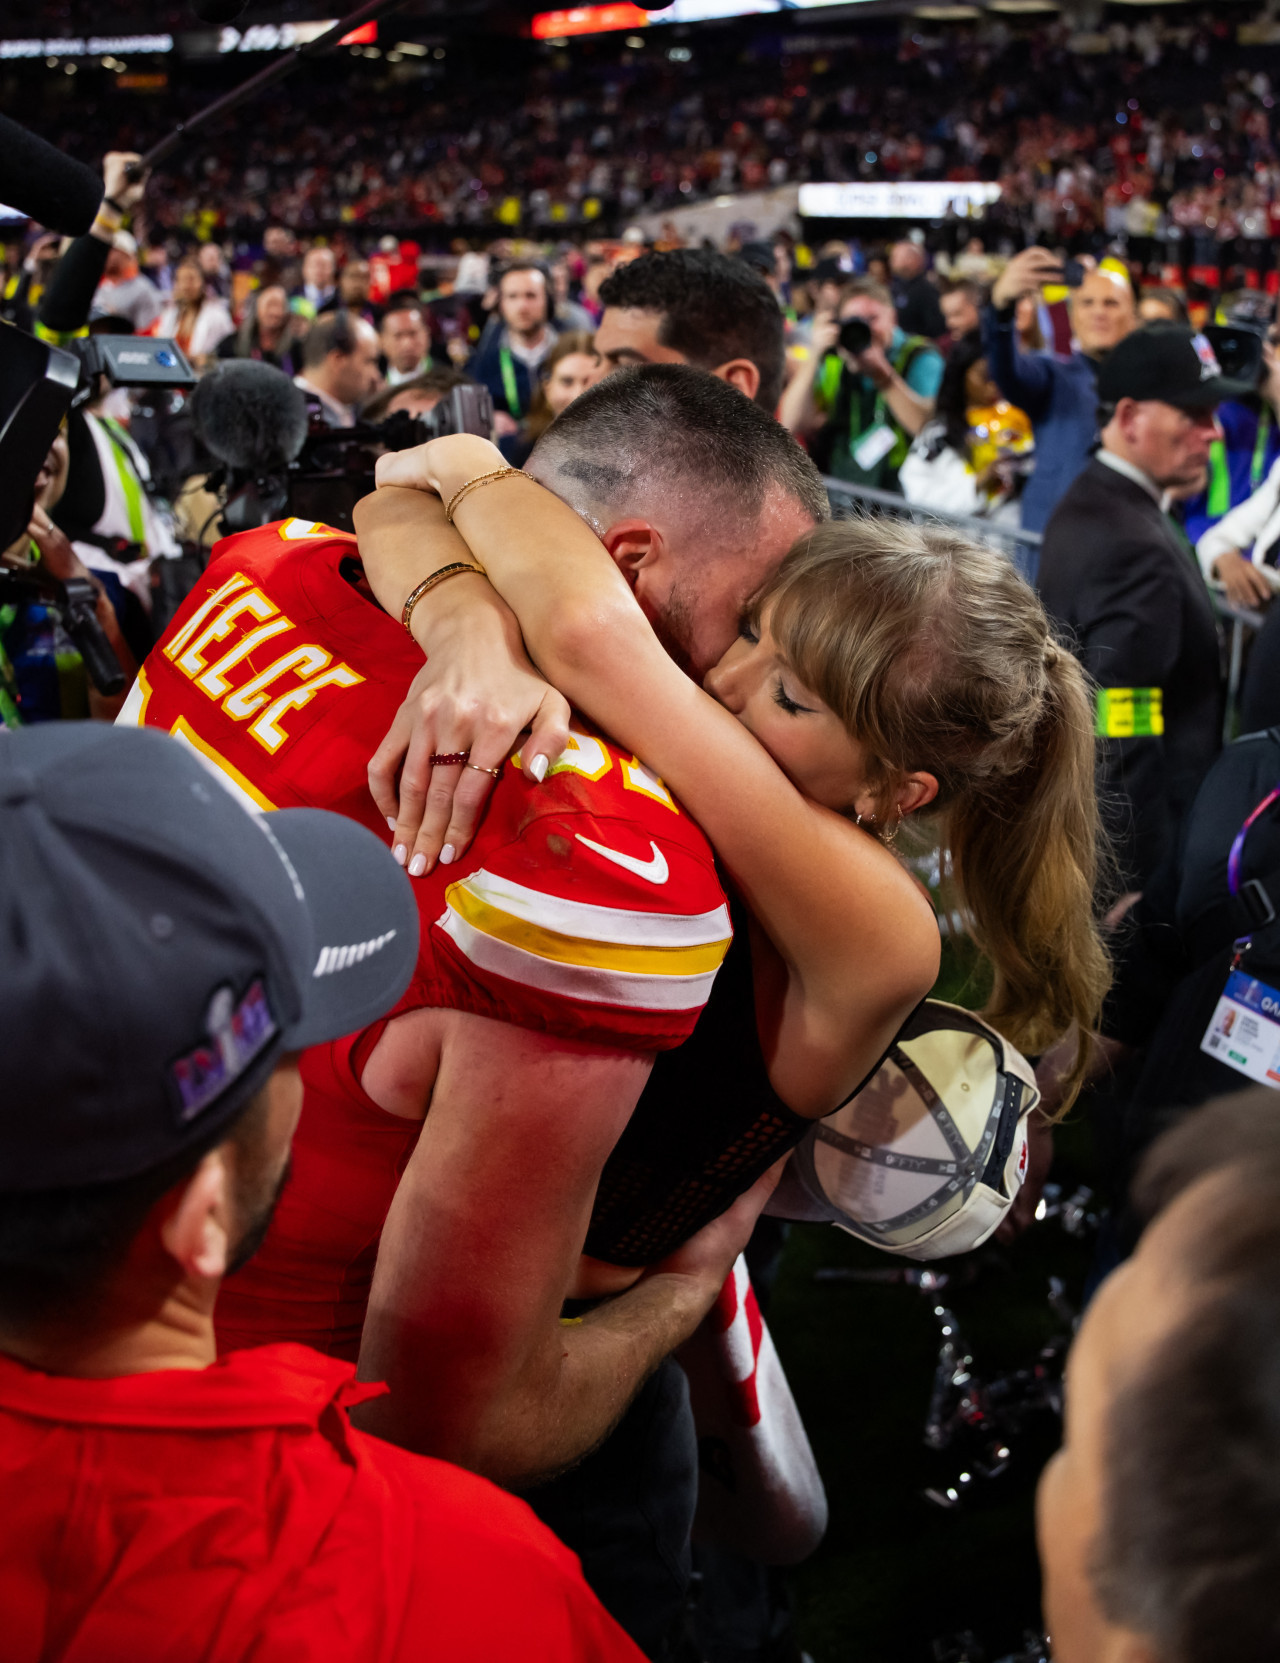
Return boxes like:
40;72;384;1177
0;604;21;728
498;344;522;418
1253;407;1273;490
99;416;147;549
1226;780;1280;967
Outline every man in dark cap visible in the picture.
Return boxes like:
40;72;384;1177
0;723;643;1663
1039;324;1249;890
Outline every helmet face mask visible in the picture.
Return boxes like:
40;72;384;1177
780;1003;1039;1261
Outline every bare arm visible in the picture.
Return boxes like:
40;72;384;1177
353;1009;767;1483
357;453;939;1113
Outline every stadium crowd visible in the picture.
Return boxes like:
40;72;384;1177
7;17;1280;1660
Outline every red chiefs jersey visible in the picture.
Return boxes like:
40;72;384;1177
123;519;732;1358
123;518;731;1053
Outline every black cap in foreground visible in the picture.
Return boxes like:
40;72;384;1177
1097;322;1255;411
0;723;419;1193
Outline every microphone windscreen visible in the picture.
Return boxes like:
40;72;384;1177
0;116;103;237
192;360;309;473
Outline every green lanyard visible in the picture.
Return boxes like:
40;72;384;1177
98;416;147;549
0;603;21;728
1206;410;1273;520
498;344;522;419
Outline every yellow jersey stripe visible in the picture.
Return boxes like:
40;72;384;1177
454;867;732;948
169;717;279;813
445;886;730;977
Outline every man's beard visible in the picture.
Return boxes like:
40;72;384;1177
648;579;698;679
226;1153;292;1278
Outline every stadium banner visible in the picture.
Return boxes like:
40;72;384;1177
180;19;376;57
634;185;801;245
0;34;173;58
799;181;1002;219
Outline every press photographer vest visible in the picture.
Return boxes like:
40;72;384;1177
814;333;931;489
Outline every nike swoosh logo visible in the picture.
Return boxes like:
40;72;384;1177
575;834;669;885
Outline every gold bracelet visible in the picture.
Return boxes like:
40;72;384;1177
401;562;486;632
443;466;524;525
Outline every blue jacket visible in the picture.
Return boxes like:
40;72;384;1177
981;303;1100;537
1180;399;1280;546
467;327;538;419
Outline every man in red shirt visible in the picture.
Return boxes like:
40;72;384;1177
0;722;643;1662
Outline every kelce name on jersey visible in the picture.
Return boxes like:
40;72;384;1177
160;570;364;754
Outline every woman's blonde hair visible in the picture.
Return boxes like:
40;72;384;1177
760;517;1110;1114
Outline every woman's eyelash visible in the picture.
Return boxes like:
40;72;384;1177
773;680;805;715
738;617;759;644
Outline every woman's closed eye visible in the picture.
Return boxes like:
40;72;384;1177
738;615;760;645
773;679;816;716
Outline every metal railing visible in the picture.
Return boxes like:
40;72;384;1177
821;477;1042;578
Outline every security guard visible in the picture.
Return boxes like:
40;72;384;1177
1039;325;1248;890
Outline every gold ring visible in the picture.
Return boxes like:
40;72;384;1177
465;761;503;778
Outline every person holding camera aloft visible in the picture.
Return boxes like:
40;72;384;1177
778;277;942;493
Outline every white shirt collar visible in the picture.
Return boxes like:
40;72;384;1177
1097;448;1163;506
293;373;354;428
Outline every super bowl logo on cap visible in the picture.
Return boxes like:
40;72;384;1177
171;979;278;1123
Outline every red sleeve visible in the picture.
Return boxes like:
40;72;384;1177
401;729;732;1053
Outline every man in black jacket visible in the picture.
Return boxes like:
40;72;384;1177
1039;325;1246;890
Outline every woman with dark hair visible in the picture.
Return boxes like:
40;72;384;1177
215;283;306;376
900;334;1033;522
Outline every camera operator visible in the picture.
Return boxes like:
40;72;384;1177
778;277;943;491
0;723;641;1663
982;249;1138;535
294;309;382;429
1184;319;1280;562
1;432;136;725
467;263;558;435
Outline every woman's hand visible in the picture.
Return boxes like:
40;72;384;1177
374;434;510;506
1212;547;1273;609
367;591;570;877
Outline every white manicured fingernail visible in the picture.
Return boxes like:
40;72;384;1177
529;754;548;783
408;853;427;877
393;843;407;866
439;843;456;865
387;816;397;831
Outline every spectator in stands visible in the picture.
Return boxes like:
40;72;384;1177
984;248;1138;535
939;280;984;345
380;296;433;387
0;723;641;1663
338;256;376;322
889;238;946;339
778;277;943;491
1038;326;1231;889
294;309;381;428
468;262;558;431
1039;1093;1280;1663
91;231;160;334
1139;288;1190;326
196;241;230;301
154;259;234;368
792;256;851;348
593;247;785;410
260;223;301;292
361;365;474;423
293;244;336;317
503;329;603;464
899;335;1031;524
215;283;305;376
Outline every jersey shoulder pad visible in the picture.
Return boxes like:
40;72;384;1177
417;725;731;1052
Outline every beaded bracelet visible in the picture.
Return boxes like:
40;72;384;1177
401;562;486;633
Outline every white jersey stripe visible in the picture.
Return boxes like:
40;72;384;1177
437;909;720;1012
454;867;731;949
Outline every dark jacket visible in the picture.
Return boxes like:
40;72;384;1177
1038;457;1223;889
981;302;1101;540
892;271;945;340
467;327;542;420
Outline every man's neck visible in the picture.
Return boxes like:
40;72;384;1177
509;322;548;351
0;1278;218;1379
1098;446;1163;504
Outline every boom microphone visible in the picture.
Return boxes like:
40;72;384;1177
0;116;103;236
191;360;309;473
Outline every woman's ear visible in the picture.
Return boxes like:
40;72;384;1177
897;769;939;819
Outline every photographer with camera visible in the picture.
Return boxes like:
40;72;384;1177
778;277;943;492
982;248;1138;536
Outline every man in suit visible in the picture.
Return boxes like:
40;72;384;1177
1039;325;1246;891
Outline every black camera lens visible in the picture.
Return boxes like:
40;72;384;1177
838;317;873;357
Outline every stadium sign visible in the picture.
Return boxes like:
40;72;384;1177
0;34;173;58
180;19;377;57
799;181;1003;219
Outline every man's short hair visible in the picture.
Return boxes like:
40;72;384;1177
529;362;828;539
1094;1093;1280;1663
845;276;894;310
302;309;360;369
380;289;424;321
597;249;786;412
944;278;987;307
361;367;473;423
